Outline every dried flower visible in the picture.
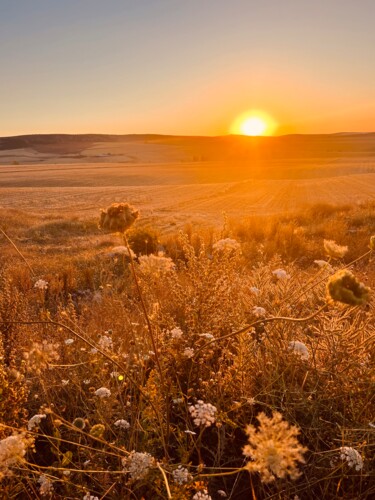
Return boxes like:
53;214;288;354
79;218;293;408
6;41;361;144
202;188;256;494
28;414;46;431
0;433;34;479
89;424;105;438
83;494;99;500
324;239;348;259
98;335;113;351
38;474;54;496
73;418;86;430
64;338;74;345
243;411;306;483
370;235;375;251
289;341;309;360
327;270;370;306
189;400;217;427
172;465;192;484
34;279;48;290
249;286;260;295
192;490;212;500
183;347;195;358
253;306;266;317
212;238;241;253
339;446;363;471
25;341;59;374
108;246;136;258
314;260;333;271
170;327;184;339
99;203;138;233
138;252;175;276
122;451;155;481
114;419;130;430
94;387;111;398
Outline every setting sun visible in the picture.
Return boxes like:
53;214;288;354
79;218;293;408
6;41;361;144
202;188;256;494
230;111;277;136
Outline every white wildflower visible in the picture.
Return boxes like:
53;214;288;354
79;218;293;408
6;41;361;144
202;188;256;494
95;387;111;398
0;433;34;479
83;379;91;385
249;286;260;295
64;338;74;345
212;238;241;253
272;269;290;280
314;260;333;271
34;279;48;290
189;400;217;427
138;252;175;276
83;494;99;500
123;451;155;481
289;341;309;360
28;414;46;430
183;347;194;358
253;306;266;317
38;474;54;496
193;490;212;500
173;398;183;404
90;347;98;354
114;419;130;430
339;446;363;471
324;240;348;259
170;327;184;339
98;335;113;350
109;246;135;259
172;465;192;484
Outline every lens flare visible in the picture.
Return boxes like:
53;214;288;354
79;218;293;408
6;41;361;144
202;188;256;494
230;111;277;136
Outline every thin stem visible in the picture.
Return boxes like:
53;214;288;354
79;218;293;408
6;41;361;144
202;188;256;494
0;226;35;276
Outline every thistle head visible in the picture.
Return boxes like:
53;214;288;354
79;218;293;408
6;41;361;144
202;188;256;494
326;270;370;306
99;203;139;233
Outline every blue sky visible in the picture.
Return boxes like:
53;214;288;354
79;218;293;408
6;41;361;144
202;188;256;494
1;0;375;135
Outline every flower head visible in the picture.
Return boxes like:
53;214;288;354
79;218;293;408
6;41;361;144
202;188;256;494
243;411;306;483
189;400;217;427
94;387;111;398
289;341;309;360
0;433;34;479
272;269;290;280
122;451;155;481
138;252;175;276
172;465;192;484
324;239;348;259
34;279;48;290
212;238;241;254
28;414;46;431
114;419;130;430
327;270;370;306
339;446;363;471
99;203;139;233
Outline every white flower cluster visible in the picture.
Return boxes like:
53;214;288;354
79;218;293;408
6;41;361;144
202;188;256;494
253;306;266;317
289;341;309;360
170;327;183;339
28;414;46;430
95;387;111;398
138;252;175;275
34;279;48;290
183;347;194;358
123;451;155;481
83;494;99;500
109;246;135;259
339;446;363;471
0;433;33;479
172;465;192;484
98;334;113;351
114;419;130;430
189;400;217;427
212;238;241;253
192;490;212;500
38;474;54;496
272;269;290;280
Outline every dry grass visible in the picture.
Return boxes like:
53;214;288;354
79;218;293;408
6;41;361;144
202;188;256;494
0;202;374;499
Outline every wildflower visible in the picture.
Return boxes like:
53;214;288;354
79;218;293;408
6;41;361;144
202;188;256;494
249;286;260;295
272;269;290;280
192;490;212;500
114;419;130;430
370;235;375;251
98;335;113;350
123;451;155;481
327;270;370;306
217;491;227;498
172;465;192;484
339;446;363;471
34;279;48;290
243;411;306;483
314;260;333;271
183;347;195;358
99;203;139;233
289;341;309;360
212;238;241;253
189;400;217;427
83;379;91;385
95;387;111;398
253;306;266;317
90;424;105;438
173;397;183;404
324;239;348;259
90;347;98;354
138;252;175;276
28;414;46;431
0;433;34;479
170;327;184;339
61;379;69;386
73;418;86;430
64;338;74;345
38;474;54;496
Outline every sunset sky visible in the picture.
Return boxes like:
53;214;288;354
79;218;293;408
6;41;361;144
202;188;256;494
1;0;375;137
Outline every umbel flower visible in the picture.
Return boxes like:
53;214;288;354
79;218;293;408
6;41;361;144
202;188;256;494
99;203;139;233
324;239;348;259
327;270;370;306
243;411;306;483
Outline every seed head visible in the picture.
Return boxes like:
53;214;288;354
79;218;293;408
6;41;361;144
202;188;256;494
99;203;139;233
324;239;348;259
326;270;370;306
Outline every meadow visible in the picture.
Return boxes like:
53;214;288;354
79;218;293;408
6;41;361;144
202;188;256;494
0;135;374;499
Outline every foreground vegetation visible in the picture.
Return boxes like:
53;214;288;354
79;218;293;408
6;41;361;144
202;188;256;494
0;202;374;499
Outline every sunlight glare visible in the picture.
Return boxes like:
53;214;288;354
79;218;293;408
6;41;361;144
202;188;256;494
230;111;277;136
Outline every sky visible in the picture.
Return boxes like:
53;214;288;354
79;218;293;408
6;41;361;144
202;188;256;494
1;0;375;136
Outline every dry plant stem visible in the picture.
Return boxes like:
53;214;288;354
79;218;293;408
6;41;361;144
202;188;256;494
0;226;35;276
123;234;164;384
156;463;172;499
193;304;328;359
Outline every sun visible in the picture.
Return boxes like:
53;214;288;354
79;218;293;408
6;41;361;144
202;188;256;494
230;110;277;136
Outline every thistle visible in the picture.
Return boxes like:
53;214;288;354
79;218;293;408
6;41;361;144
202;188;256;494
326;269;370;306
99;203;139;233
